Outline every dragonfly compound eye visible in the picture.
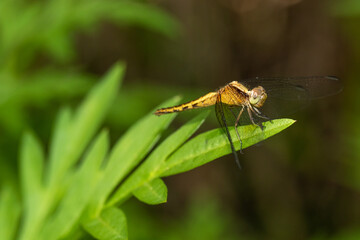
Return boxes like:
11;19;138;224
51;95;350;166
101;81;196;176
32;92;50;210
249;86;267;108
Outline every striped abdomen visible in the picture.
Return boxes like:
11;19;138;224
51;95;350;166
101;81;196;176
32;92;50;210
154;92;218;115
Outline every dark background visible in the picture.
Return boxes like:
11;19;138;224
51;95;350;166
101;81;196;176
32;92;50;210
1;0;359;239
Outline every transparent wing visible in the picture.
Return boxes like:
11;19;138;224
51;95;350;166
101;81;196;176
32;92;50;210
213;76;342;164
241;76;343;118
242;76;342;99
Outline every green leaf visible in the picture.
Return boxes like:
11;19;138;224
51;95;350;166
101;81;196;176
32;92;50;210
160;119;296;176
86;97;181;216
46;107;72;184
18;63;125;240
105;111;209;207
39;130;109;240
47;62;125;187
19;132;44;208
0;184;21;240
133;178;168;205
83;207;127;240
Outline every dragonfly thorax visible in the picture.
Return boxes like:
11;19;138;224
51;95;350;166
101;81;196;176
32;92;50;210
248;86;267;108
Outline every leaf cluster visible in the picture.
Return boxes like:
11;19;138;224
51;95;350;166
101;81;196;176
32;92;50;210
0;63;294;239
0;0;180;138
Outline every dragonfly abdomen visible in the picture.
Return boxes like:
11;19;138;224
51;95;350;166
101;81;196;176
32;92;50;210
154;92;218;115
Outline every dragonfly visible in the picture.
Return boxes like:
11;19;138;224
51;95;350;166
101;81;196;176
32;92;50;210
154;76;342;169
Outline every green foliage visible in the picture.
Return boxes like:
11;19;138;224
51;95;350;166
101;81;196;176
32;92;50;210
17;62;124;240
0;0;180;139
160;118;295;176
0;0;179;69
83;207;128;240
133;178;168;205
0;62;295;239
0;185;21;240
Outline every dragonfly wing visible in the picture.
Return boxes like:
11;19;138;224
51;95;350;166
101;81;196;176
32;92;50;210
243;76;342;99
242;76;342;118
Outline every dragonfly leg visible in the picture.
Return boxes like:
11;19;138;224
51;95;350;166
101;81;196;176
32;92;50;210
253;107;271;121
252;107;273;125
234;106;245;154
247;106;264;130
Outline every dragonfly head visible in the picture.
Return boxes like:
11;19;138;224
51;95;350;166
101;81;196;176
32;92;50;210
249;86;267;108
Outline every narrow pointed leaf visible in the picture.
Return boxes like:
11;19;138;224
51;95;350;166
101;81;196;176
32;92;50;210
88;97;181;215
17;63;124;240
0;184;21;240
160;119;296;176
19;132;44;207
47;62;125;187
47;107;72;184
18;132;46;240
106;111;209;207
83;207;127;240
133;178;168;205
39;130;109;240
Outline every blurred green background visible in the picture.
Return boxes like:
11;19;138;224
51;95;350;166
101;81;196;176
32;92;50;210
1;0;360;239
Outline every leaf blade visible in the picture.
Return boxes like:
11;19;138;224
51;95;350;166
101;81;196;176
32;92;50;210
133;178;168;205
39;130;109;240
83;207;127;240
160;118;296;176
87;97;181;215
19;132;44;208
47;107;72;184
47;62;125;187
105;111;209;207
18;132;46;240
0;184;21;240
